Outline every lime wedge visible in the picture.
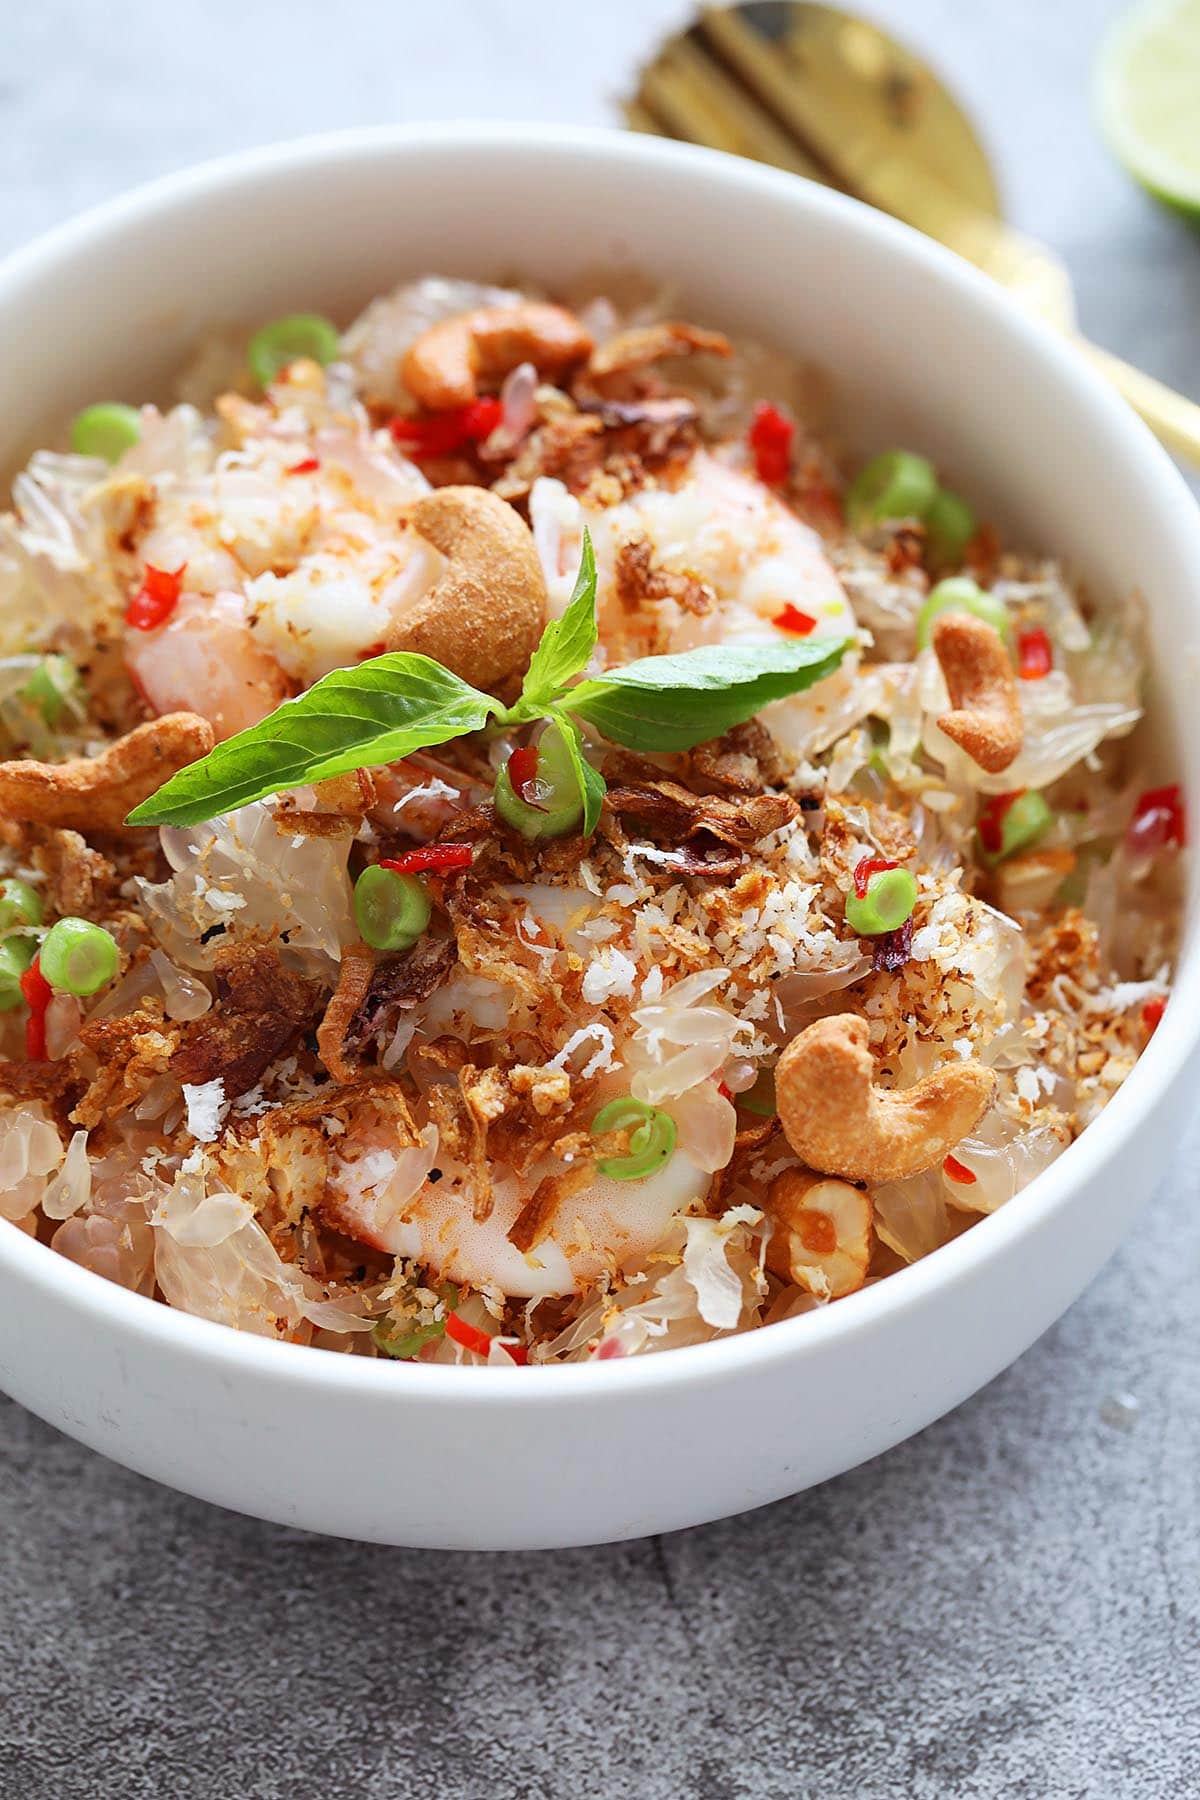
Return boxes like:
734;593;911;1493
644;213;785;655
1096;0;1200;217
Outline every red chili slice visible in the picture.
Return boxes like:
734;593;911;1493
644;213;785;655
977;791;1023;856
390;396;503;459
20;956;52;1061
445;1311;526;1363
748;400;794;485
775;603;817;636
286;457;321;475
1127;784;1186;855
1017;626;1053;680
1141;996;1166;1034
507;744;547;810
460;397;503;440
943;1153;977;1184
380;844;474;875
852;855;898;899
125;562;186;631
445;1313;494;1357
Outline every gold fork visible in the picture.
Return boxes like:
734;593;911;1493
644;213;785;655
627;3;1200;466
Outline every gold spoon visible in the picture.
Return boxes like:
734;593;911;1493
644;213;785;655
627;2;1200;466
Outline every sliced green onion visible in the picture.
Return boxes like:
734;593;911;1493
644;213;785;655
979;790;1054;866
373;1284;458;1361
845;449;937;533
247;313;340;388
0;879;42;930
916;576;1011;649
866;720;892;781
844;867;918;937
70;403;142;463
924;487;977;565
739;1068;777;1118
353;865;431;952
39;917;119;997
493;719;585;841
592;1096;677;1182
0;939;35;1010
21;656;83;730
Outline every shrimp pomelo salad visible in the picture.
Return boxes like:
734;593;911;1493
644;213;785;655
0;277;1179;1365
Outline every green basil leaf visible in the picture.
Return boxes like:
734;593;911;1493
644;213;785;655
546;709;606;836
567;636;853;752
511;526;597;714
126;654;500;827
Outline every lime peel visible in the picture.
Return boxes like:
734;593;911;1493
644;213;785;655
1096;0;1200;217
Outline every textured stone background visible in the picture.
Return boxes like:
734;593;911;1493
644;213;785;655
1;2;1199;1796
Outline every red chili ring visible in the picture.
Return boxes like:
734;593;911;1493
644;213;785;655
380;844;474;875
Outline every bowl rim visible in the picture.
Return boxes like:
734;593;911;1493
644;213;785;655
1;118;1197;1404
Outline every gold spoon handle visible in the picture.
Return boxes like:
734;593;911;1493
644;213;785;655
1074;341;1200;465
899;197;1200;464
632;5;1200;468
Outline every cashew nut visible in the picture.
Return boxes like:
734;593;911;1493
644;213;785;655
775;1013;995;1185
765;1166;873;1299
0;712;215;833
387;486;546;693
401;303;593;411
932;612;1023;774
587;321;733;381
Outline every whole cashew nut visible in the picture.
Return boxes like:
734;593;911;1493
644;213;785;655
775;1013;995;1185
386;486;546;693
932;612;1023;774
401;303;594;411
0;712;215;832
765;1166;873;1299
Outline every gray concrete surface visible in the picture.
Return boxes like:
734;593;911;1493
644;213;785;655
1;3;1198;1795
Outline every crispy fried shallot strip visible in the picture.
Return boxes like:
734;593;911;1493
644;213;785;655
0;713;215;833
316;942;375;1085
605;778;797;849
683;720;784;795
587;321;732;380
274;769;380;838
507;1162;593;1255
342;936;458;1059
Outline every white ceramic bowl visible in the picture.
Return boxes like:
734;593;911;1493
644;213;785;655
0;125;1197;1550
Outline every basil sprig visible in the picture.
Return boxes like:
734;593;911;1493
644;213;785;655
128;527;852;830
510;527;598;718
568;639;849;752
127;655;501;828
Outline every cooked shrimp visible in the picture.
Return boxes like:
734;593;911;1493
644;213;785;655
122;384;446;733
327;1132;709;1299
531;450;863;760
126;592;293;741
322;876;716;1298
